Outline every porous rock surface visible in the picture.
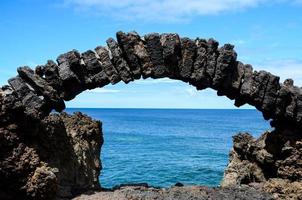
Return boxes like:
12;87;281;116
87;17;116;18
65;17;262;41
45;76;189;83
2;31;302;127
0;111;102;200
222;128;302;199
1;31;302;199
73;184;273;200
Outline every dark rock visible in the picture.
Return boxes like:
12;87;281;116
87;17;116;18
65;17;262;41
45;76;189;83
0;112;102;200
261;73;280;119
95;46;121;84
205;38;219;83
274;80;293;118
8;76;50;119
160;33;181;78
144;33;167;78
57;50;84;100
0;86;24;125
17;66;65;112
190;38;211;90
106;38;133;83
73;185;273;200
116;31;143;79
178;37;196;82
35;60;62;93
174;182;184;187
234;64;253;107
222;129;302;199
81;50;110;89
213;44;237;95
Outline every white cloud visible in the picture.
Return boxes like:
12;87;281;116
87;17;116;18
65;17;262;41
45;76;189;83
88;88;120;93
185;88;198;97
254;59;302;86
64;0;266;22
134;78;180;85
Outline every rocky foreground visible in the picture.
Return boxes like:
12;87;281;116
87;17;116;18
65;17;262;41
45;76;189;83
73;185;273;200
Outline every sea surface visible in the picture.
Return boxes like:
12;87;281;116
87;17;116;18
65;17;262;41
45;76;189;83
66;108;271;188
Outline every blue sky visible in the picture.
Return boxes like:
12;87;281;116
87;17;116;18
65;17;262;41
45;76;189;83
1;0;302;108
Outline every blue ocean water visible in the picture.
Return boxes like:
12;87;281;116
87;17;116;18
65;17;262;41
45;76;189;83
66;108;271;188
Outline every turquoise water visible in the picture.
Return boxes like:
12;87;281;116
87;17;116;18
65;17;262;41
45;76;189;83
66;108;271;188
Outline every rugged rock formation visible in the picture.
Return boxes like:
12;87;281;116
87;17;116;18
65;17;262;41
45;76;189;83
0;112;102;200
1;31;302;199
222;129;302;199
1;31;302;128
73;184;273;200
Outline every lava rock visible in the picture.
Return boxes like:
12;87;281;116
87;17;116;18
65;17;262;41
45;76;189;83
95;46;121;84
116;31;143;79
160;33;181;78
144;33;167;78
190;38;211;90
8;76;50;119
81;50;110;89
106;38;133;83
17;66;65;112
57;50;84;100
178;37;196;82
213;44;237;95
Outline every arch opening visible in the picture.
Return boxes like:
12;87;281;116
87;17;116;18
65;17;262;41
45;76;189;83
64;79;272;188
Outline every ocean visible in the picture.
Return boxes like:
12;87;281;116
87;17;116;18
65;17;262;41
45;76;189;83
66;108;271;188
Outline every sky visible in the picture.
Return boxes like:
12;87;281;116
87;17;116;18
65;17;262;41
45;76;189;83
1;0;302;108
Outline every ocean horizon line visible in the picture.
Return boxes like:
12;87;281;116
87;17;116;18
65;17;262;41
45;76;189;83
66;107;257;110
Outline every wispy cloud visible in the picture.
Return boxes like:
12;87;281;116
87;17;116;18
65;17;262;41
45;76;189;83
64;0;267;22
134;78;180;85
185;88;198;97
88;88;120;93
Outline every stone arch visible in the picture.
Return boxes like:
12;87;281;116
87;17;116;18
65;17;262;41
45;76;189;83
3;31;302;128
1;31;302;199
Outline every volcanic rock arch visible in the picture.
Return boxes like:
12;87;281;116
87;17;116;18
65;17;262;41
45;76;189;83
1;31;302;199
4;31;302;128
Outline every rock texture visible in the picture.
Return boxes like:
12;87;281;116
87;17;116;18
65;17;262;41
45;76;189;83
1;31;301;128
1;31;302;199
73;184;273;200
0;112;102;200
222;129;302;199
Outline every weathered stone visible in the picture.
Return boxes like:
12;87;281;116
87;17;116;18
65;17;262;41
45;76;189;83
190;38;210;90
213;44;237;94
0;86;24;125
8;76;49;118
220;61;245;100
35;60;61;90
73;185;273;200
39;112;102;198
296;90;302;123
261;74;280;119
178;37;196;82
116;31;142;79
234;64;253;107
57;50;84;100
95;46;121;84
17;66;65;112
236;69;271;109
81;50;110;89
206;38;219;83
284;85;299;121
0;112;102;200
106;38;133;83
144;33;167;78
160;33;181;78
274;79;293;118
222;129;302;200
